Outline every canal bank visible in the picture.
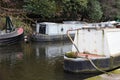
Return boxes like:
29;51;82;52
85;68;120;80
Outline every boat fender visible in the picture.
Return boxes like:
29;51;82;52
24;36;29;43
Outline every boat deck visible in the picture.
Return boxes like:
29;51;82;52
77;53;105;59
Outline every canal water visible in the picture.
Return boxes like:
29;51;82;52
0;41;98;80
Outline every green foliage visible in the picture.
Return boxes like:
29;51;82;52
99;0;120;21
116;0;120;8
87;0;103;21
114;0;120;20
12;16;33;35
23;0;119;22
24;0;88;20
24;0;56;18
62;0;88;7
0;17;6;29
61;0;88;19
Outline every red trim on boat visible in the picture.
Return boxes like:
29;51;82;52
77;53;104;58
17;27;23;35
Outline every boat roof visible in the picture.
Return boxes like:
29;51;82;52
63;21;87;24
36;21;120;29
39;22;57;25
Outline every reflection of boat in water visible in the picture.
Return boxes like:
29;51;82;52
0;44;23;63
32;41;72;58
64;24;120;73
0;16;24;46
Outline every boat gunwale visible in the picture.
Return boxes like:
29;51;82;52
0;27;23;39
64;55;110;61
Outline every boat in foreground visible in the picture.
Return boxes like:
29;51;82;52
0;16;24;46
64;23;120;73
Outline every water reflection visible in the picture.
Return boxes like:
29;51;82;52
0;42;99;80
0;44;23;64
32;41;72;59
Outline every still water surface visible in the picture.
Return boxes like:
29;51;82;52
0;41;98;80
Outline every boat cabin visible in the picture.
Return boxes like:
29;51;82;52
35;21;119;35
35;22;83;35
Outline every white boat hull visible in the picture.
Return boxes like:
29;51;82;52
64;27;120;73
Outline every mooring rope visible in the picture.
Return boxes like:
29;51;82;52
67;29;110;74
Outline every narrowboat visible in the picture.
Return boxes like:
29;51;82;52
31;22;84;42
32;21;118;42
0;16;24;46
64;23;120;73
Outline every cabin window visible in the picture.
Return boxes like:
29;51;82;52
61;27;63;32
105;24;108;27
98;24;101;27
39;24;46;34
